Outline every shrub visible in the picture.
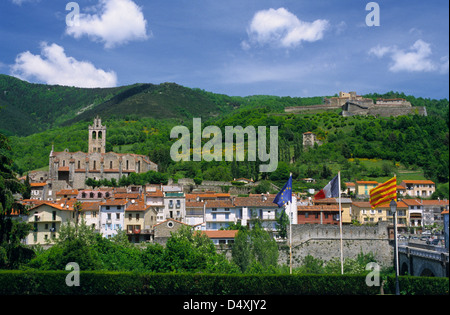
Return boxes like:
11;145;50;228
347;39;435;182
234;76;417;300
1;271;447;295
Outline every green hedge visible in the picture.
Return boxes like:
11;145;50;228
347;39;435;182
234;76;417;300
0;271;448;295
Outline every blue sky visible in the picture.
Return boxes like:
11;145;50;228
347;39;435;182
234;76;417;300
0;0;448;99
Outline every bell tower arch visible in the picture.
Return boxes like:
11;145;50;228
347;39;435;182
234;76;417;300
88;116;106;154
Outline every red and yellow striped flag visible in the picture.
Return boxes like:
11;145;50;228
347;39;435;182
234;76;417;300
369;177;397;209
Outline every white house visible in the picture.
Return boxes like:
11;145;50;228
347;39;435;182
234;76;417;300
204;200;236;230
99;199;128;238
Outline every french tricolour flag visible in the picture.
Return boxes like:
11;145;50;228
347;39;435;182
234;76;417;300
314;174;340;199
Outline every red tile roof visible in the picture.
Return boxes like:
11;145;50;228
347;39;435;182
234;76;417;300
200;230;239;239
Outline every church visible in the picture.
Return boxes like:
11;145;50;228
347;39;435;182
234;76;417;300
46;117;158;199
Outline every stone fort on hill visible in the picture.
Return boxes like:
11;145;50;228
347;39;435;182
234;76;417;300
285;91;428;117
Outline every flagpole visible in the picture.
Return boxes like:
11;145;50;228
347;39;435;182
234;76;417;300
289;173;293;275
338;171;344;275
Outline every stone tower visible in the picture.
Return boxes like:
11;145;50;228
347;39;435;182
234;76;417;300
88;116;106;154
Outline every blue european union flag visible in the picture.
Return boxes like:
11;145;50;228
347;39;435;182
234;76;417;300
273;175;292;208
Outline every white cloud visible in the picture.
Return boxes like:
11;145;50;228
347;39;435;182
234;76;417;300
10;42;118;88
243;8;329;49
369;39;448;73
65;0;149;49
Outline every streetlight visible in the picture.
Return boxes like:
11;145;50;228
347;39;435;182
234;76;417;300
390;199;400;295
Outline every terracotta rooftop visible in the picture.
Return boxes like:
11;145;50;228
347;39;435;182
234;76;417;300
200;230;239;239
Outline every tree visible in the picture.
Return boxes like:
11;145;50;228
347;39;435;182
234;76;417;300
0;133;33;269
231;223;279;273
276;210;290;239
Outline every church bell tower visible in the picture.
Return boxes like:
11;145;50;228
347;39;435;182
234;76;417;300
88;116;106;154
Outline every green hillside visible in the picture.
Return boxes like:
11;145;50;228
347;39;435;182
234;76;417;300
1;75;448;193
0;74;126;136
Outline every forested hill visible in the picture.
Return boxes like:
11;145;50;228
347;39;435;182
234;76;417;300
1;74;448;137
0;75;325;136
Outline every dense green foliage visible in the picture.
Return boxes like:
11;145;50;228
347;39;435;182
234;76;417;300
0;271;447;295
0;133;34;269
0;74;126;136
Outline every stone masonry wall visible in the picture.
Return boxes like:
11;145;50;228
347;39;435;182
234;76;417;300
278;222;393;268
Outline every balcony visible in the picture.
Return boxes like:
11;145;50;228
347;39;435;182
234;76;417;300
127;226;142;234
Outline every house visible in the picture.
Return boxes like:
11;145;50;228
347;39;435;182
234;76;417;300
351;201;387;224
29;182;48;201
162;191;185;223
25;202;75;245
185;201;205;226
397;185;406;197
77;189;112;201
344;182;355;195
233;194;296;232
400;180;435;198
204;200;236;230
297;205;341;225
313;198;352;224
386;200;409;234
355;181;379;197
146;188;164;222
401;199;423;229
200;230;238;245
421;199;449;227
78;201;101;231
153;218;189;244
55;189;79;201
99;199;128;239
125;200;155;243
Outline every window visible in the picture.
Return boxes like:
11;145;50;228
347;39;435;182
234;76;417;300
110;161;113;169
116;213;120;220
52;211;56;221
225;213;229;220
107;213;111;220
212;213;217;220
305;212;309;218
136;214;140;220
129;213;132;220
212;208;217;211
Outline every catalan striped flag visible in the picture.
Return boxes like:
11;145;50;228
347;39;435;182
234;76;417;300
369;176;397;209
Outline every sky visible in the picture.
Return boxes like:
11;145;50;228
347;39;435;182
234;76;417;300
0;0;448;99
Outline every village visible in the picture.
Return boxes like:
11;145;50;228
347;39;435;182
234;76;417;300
18;176;448;247
13;116;448;248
